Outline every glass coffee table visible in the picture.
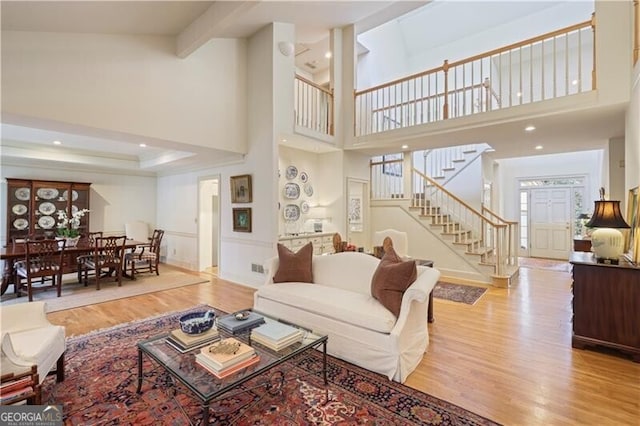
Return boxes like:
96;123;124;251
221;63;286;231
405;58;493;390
136;309;328;425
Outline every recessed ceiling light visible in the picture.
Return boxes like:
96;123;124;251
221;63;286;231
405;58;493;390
325;51;332;59
281;138;287;143
53;140;62;145
401;144;409;149
525;125;536;132
571;79;579;85
516;92;522;97
535;145;543;150
139;143;147;148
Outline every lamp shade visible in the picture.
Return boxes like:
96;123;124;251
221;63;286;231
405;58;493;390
585;200;630;229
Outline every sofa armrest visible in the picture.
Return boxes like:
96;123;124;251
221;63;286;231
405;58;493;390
390;266;440;336
1;332;32;369
0;302;51;334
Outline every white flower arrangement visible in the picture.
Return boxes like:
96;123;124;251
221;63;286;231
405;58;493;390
56;208;90;238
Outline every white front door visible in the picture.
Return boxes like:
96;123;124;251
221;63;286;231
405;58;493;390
529;188;571;259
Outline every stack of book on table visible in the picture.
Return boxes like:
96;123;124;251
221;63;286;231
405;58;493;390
0;376;35;405
195;337;260;379
217;311;265;334
166;327;220;353
250;319;304;351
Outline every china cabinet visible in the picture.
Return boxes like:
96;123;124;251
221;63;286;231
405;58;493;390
5;178;91;242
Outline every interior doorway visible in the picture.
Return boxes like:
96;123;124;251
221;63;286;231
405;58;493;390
198;176;220;272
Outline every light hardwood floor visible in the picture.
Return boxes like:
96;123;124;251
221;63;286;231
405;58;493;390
46;264;640;425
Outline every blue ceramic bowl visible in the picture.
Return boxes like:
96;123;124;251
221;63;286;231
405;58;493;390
179;310;215;334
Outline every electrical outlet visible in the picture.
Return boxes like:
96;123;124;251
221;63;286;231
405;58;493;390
251;263;264;274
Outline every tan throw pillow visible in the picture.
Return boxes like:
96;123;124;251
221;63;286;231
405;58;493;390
370;246;417;317
272;242;313;283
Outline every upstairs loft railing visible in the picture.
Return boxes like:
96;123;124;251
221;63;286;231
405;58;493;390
295;74;334;136
355;17;595;137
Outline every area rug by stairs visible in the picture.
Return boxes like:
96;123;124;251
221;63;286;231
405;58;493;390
0;270;208;312
433;282;487;305
42;305;500;425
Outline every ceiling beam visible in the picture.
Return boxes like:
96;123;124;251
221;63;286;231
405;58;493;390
176;1;261;58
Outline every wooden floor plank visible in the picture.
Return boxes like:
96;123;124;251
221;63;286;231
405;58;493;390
45;263;640;425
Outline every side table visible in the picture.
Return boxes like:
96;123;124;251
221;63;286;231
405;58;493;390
415;259;435;323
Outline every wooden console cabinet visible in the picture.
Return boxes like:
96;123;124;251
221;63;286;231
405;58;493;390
570;252;640;362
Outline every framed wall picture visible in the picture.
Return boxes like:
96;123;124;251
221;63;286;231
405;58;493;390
233;208;252;233
230;174;252;203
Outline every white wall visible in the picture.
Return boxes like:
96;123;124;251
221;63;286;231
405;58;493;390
627;62;640;195
1;31;248;153
496;150;604;220
0;164;156;245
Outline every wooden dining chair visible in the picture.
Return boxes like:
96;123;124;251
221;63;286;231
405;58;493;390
82;236;127;290
125;229;164;278
76;231;104;285
14;239;65;302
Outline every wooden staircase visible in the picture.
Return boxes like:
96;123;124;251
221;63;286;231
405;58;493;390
410;172;519;287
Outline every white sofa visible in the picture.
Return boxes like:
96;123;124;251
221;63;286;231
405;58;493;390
254;251;440;383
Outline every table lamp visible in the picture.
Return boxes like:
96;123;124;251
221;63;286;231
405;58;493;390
585;188;630;264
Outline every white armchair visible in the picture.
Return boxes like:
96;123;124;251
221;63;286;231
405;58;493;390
1;302;65;384
373;229;409;258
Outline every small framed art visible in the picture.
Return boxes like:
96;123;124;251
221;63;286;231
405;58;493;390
230;174;252;203
233;208;252;233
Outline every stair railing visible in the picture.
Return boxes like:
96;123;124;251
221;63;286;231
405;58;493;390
412;168;514;276
482;205;519;267
295;74;334;136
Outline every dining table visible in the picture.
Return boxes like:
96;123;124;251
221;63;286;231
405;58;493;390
0;238;144;296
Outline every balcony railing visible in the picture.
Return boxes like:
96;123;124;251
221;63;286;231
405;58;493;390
295;74;334;136
355;17;595;137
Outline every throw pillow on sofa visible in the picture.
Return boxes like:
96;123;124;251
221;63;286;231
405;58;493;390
370;246;417;317
273;242;314;283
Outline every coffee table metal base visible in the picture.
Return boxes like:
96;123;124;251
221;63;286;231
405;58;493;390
137;340;328;425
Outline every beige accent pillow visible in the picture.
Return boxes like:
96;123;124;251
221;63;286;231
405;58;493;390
370;246;417;317
272;242;314;283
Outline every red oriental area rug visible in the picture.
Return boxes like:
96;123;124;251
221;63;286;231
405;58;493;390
42;306;500;425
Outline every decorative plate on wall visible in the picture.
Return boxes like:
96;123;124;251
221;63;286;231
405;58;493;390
283;204;301;221
12;204;27;215
13;218;28;230
15;188;30;201
283;183;300;200
36;188;59;200
300;201;310;214
38;216;56;229
38;202;56;215
285;166;298;180
299;172;309;183
62;190;79;202
303;183;314;197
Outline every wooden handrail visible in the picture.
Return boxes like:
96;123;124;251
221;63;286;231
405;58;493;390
355;18;593;97
295;74;332;96
482;205;518;225
414;168;504;228
448;19;592;68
